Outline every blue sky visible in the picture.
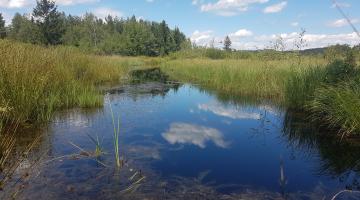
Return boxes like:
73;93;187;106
1;0;359;49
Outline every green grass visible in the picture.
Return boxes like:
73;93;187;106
307;82;360;137
285;66;326;108
161;57;326;102
0;40;157;123
109;104;123;168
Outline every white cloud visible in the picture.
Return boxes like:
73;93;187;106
254;32;359;49
0;11;12;25
190;30;216;46
329;18;359;28
162;123;228;148
263;1;287;13
198;0;269;16
136;16;144;21
145;0;154;3
331;2;351;8
190;29;359;50
56;0;99;6
229;29;253;37
0;0;98;8
192;0;203;5
291;22;299;27
198;103;261;120
0;0;30;8
93;7;123;19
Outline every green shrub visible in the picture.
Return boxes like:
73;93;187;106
205;48;225;59
307;82;360;136
324;59;356;84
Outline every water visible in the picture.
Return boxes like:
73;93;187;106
1;83;360;200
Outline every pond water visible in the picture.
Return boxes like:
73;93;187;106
1;83;360;200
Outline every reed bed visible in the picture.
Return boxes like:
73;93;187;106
308;82;360;136
0;40;152;123
161;57;326;102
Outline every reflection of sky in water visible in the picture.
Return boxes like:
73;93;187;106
162;122;228;148
198;102;261;120
12;84;360;199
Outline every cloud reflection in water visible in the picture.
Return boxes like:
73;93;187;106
162;123;228;148
198;103;261;120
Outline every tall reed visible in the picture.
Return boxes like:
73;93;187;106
0;40;132;123
109;105;122;168
161;57;325;102
307;82;360;136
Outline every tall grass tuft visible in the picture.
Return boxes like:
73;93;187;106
109;105;123;168
285;66;326;108
0;40;132;123
307;82;360;136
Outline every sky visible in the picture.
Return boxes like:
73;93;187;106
0;0;360;50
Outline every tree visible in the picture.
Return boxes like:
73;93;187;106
173;27;186;51
80;13;105;51
62;15;82;46
123;19;157;56
33;0;65;45
0;13;6;39
7;1;188;56
223;35;232;51
156;20;175;55
8;13;42;44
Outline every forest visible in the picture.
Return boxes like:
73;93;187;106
0;0;189;56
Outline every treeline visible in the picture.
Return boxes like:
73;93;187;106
0;0;190;56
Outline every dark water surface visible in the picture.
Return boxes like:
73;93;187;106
2;83;360;199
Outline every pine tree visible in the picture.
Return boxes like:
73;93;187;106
173;27;185;51
223;35;232;51
33;0;65;45
0;13;6;39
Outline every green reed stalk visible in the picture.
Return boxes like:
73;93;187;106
109;104;122;168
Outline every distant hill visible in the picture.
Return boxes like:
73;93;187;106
300;47;327;55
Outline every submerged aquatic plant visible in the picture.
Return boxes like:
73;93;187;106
86;133;104;157
109;104;123;168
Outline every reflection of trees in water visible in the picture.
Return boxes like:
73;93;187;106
107;82;182;102
282;109;360;190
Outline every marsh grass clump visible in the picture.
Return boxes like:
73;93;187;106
0;40;131;123
285;66;326;108
86;133;104;157
324;59;357;84
308;82;360;136
286;53;360;136
205;48;226;59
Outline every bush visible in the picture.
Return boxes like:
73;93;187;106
324;59;357;84
205;48;225;59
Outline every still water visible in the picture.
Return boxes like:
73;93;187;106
2;83;360;199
